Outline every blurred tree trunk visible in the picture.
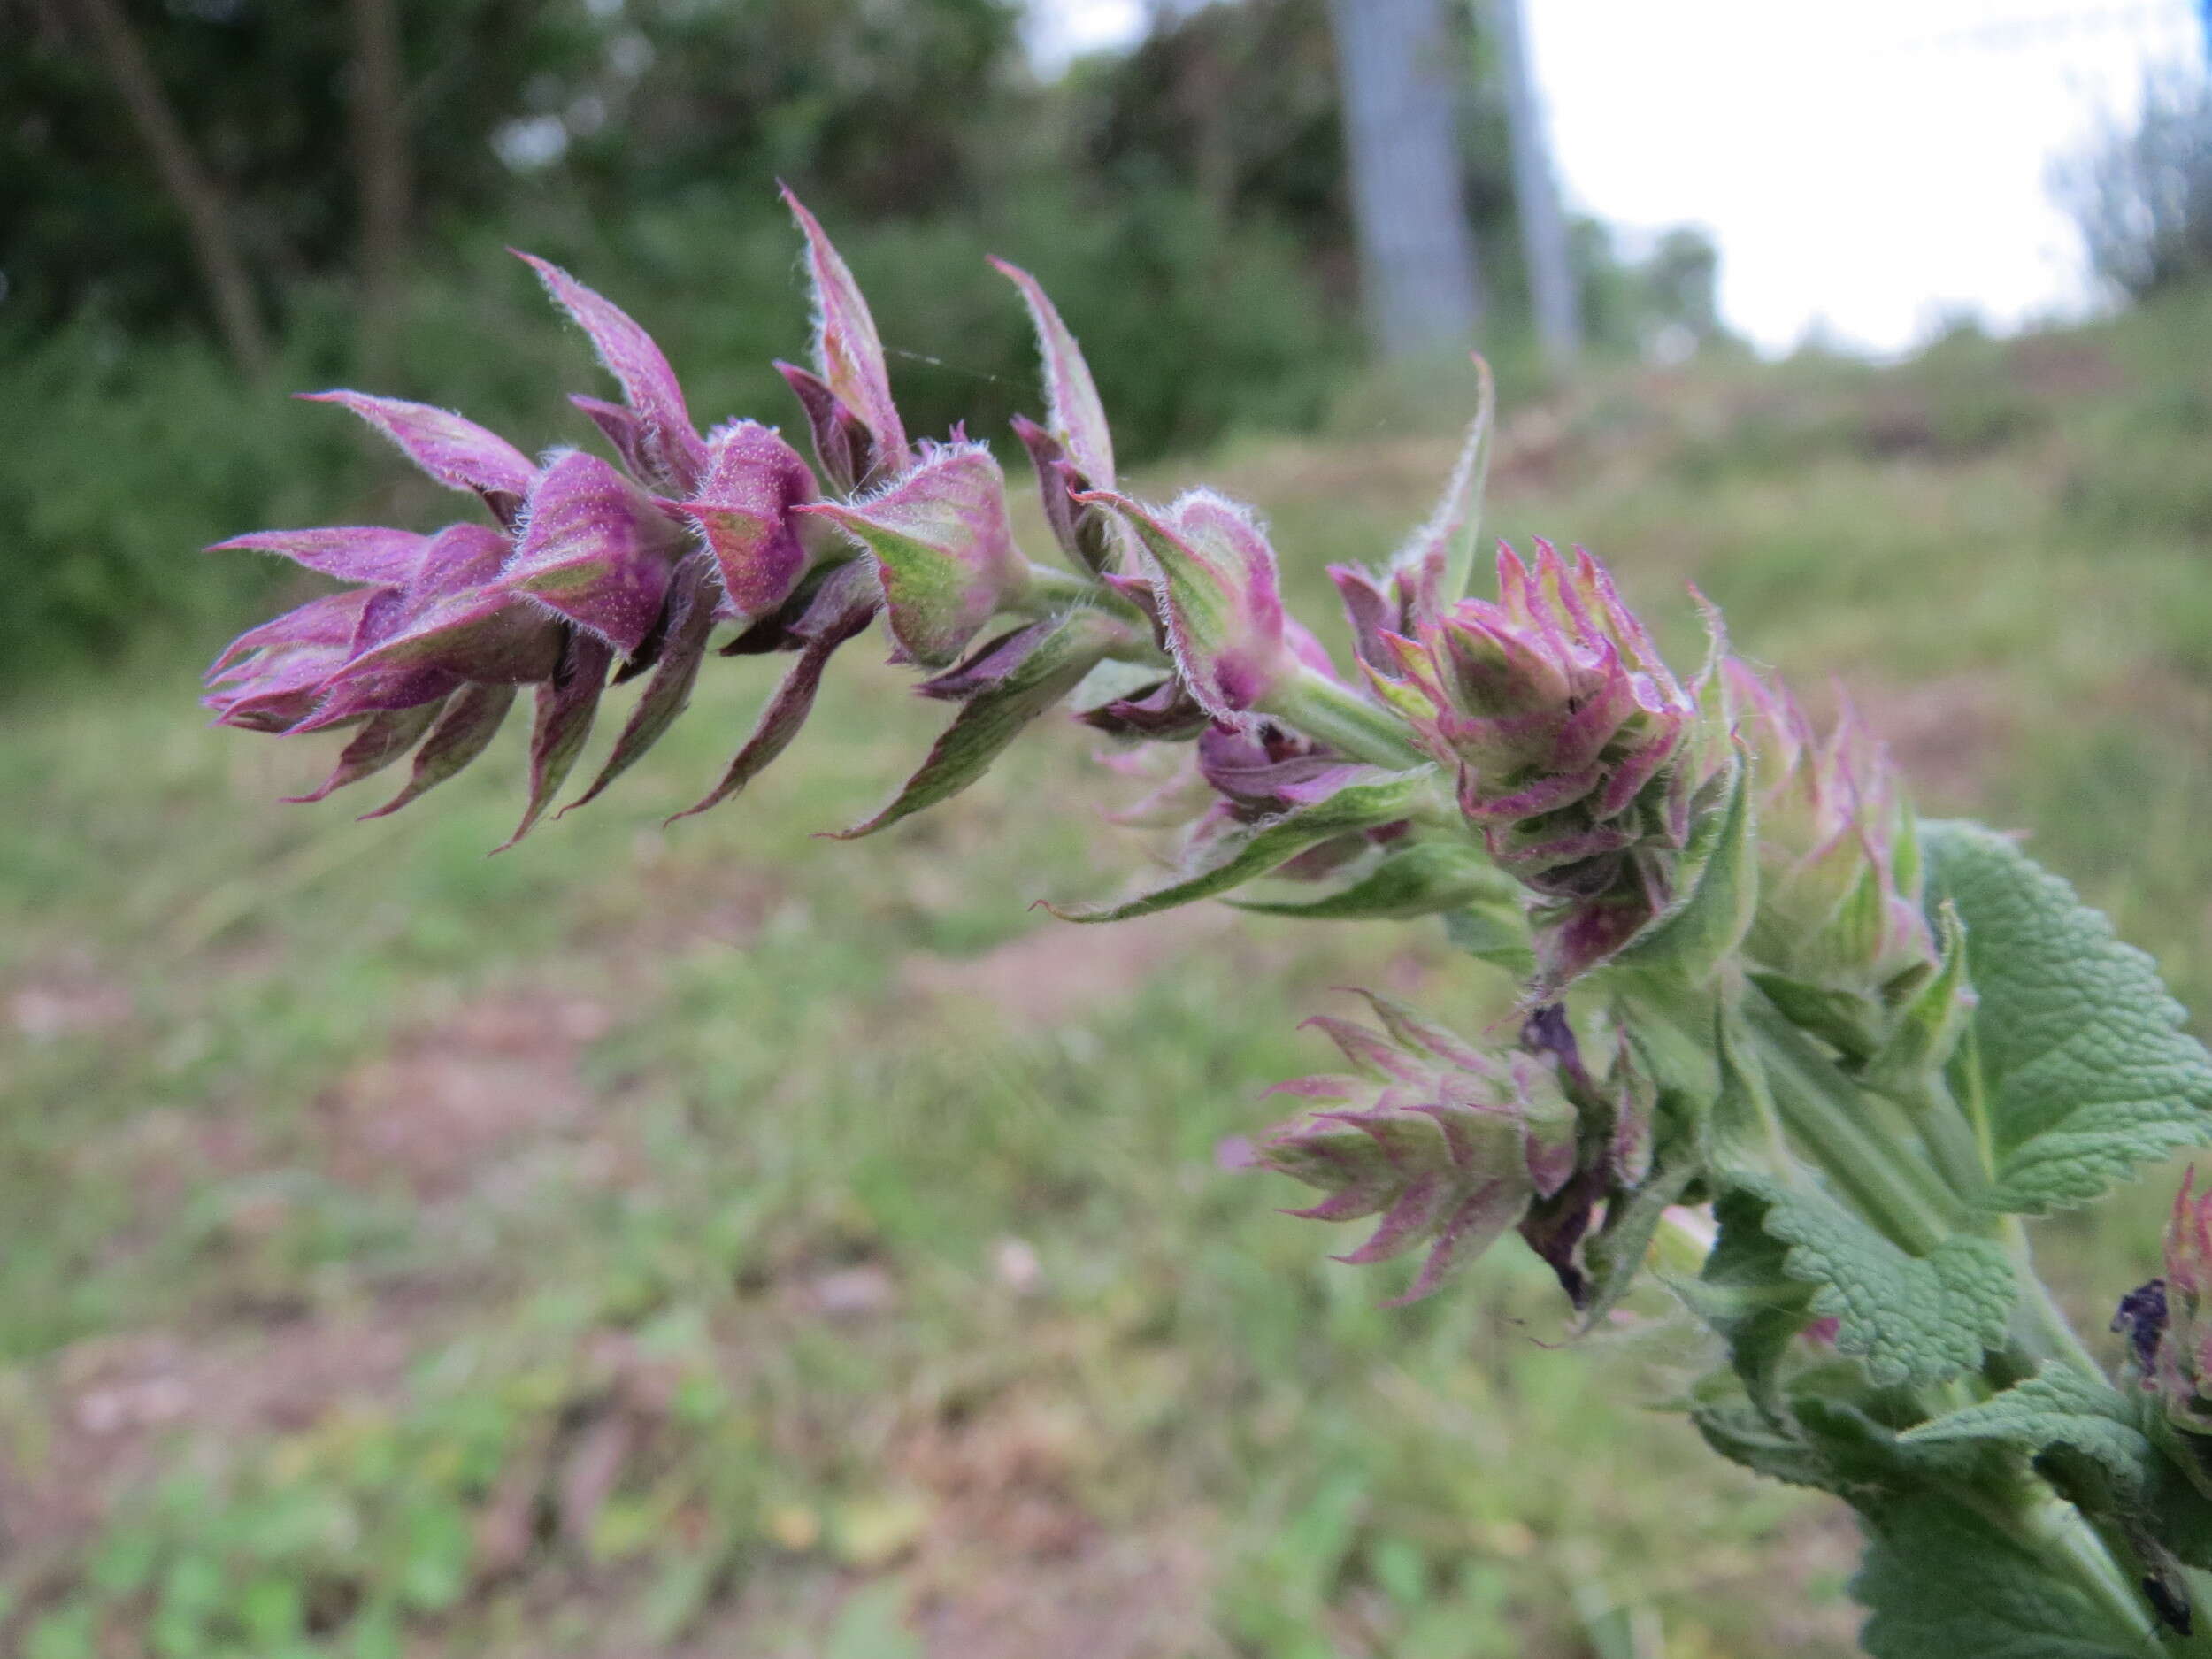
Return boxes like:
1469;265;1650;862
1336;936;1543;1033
347;0;411;382
1324;0;1483;357
1489;0;1578;369
64;0;273;380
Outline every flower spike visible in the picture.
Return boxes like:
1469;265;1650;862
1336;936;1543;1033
1256;994;1578;1302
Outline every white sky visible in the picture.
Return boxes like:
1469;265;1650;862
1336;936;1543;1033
1026;0;2205;354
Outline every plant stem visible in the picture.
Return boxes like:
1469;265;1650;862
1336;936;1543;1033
1742;995;1964;1256
2002;1488;2168;1655
1262;666;1432;772
2003;1217;2107;1379
1018;563;1149;626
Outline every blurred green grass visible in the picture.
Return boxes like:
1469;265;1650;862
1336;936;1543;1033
7;294;2212;1657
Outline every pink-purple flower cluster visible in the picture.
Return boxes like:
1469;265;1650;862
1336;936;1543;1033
1357;540;1716;983
204;191;1087;845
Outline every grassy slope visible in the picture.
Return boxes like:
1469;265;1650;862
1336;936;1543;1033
6;294;2212;1657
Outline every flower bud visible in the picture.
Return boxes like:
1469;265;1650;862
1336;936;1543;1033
298;523;565;730
503;450;687;657
1256;993;1578;1302
681;420;822;624
797;441;1028;668
1073;488;1295;726
204;589;380;733
2135;1171;2212;1431
1366;540;1713;981
1725;662;1939;1005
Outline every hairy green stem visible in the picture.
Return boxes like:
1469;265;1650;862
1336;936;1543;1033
1016;562;1153;630
1262;666;1432;772
2003;1217;2108;1379
1879;1072;1993;1213
2004;1489;2168;1655
1742;995;1965;1256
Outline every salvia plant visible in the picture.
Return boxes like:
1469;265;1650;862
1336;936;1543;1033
200;189;2212;1656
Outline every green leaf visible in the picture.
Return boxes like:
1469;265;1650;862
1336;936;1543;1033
1044;770;1432;923
1865;902;1973;1091
1230;836;1517;921
1678;1182;1814;1413
1854;1494;2155;1659
1907;1369;2212;1578
1612;749;1755;983
1727;1174;2015;1391
1923;820;2212;1213
1440;895;1538;976
1904;1368;2154;1502
1577;1127;1703;1331
829;611;1121;839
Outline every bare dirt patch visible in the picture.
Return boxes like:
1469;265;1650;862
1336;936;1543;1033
896;907;1236;1030
894;1390;1217;1659
1804;672;2021;813
1;1309;419;1561
315;992;613;1198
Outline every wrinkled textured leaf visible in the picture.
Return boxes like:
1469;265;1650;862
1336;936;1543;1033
829;610;1123;839
1924;820;2212;1213
1904;1367;2154;1497
1727;1173;2015;1391
1854;1494;2153;1659
1046;771;1432;923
